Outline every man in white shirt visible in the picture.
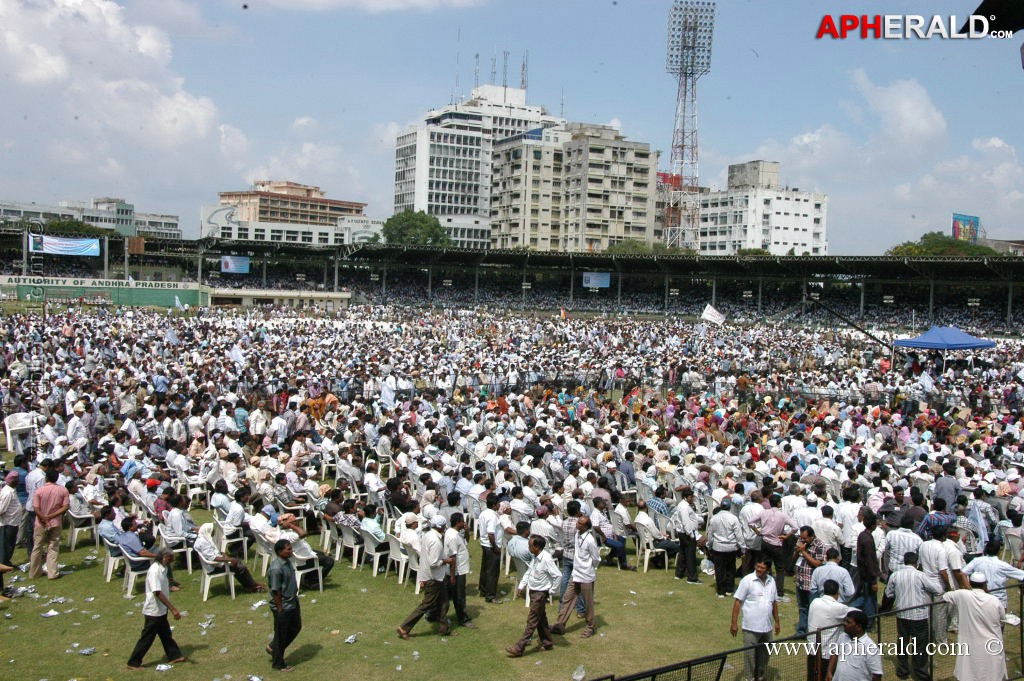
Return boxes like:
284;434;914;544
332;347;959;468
827;609;883;681
397;516;454;639
731;559;781;681
807;579;851;681
476;493;502;603
443;513;473;628
506;535;563;657
550;515;600;638
126;549;186;670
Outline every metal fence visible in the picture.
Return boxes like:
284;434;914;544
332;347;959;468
590;583;1024;681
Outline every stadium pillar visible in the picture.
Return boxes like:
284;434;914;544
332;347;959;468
428;267;433;300
929;280;935;322
262;259;267;288
859;282;865;319
103;237;109;279
569;268;574;305
323;261;329;290
21;229;27;276
802;279;807;315
757;278;763;313
197;253;202;283
1009;282;1014;326
123;240;129;281
333;253;339;293
382;267;387;296
474;268;479;303
712;278;717;306
663;275;669;314
617;272;622;308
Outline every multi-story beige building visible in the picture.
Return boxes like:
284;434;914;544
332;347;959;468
218;181;365;227
491;123;660;252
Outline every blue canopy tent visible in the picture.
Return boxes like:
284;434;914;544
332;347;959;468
893;326;996;371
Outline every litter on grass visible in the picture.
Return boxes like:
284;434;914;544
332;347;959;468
344;634;358;644
40;609;60;618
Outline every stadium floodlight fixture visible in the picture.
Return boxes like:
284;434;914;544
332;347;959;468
666;0;716;77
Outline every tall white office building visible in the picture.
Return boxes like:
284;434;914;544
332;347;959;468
394;84;564;249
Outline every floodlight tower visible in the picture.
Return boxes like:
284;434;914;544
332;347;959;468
666;1;715;251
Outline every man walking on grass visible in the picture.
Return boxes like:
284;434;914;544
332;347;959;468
268;539;302;672
127;549;186;671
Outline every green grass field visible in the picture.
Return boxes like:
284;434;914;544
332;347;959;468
6;508;1024;681
1;513;760;681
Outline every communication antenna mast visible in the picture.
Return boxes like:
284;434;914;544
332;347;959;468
665;1;715;251
490;52;497;84
474;53;480;89
520;50;529;92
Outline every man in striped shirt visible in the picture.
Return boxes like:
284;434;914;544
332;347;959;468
884;515;923;577
883;551;943;681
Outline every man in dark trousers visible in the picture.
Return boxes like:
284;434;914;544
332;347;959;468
397;515;455;639
127;549;186;670
268;539;302;672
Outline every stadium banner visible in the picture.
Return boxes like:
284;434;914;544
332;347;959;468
582;271;611;288
951;213;979;243
28;234;100;257
220;255;251;274
701;303;726;326
0;276;190;290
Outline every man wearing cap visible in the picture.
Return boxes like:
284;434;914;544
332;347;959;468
397;515;455;639
943;572;1006;681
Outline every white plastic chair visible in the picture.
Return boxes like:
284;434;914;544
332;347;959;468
293;552;323;593
157;524;193;573
250;528;276;576
215;518;247;562
198;552;236;601
405;545;422;595
101;537;124;582
358;528;388;576
123;557;151;595
385;533;409;583
337;524;363;569
67;508;99;551
636;523;668;573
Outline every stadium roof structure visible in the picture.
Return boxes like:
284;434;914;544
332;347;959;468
191;241;1024;283
2;223;1023;283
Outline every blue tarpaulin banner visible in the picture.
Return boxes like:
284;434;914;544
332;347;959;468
28;234;100;257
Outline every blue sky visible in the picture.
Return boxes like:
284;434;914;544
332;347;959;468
0;0;1020;252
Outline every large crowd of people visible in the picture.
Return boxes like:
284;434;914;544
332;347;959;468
0;300;1022;677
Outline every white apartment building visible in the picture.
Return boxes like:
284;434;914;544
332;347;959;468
696;160;828;256
0;197;180;239
394;84;564;249
200;206;383;246
491;123;660;252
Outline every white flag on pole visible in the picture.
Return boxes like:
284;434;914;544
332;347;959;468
174;296;184;311
700;304;726;326
919;372;935;393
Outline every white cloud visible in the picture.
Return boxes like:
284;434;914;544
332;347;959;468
371;122;402;149
219;124;250;168
262;0;484;11
724;71;1018;253
608;117;622;131
291;116;319;135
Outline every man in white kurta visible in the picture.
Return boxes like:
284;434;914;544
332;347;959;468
942;572;1006;681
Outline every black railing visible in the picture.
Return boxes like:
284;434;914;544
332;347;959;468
590;583;1024;681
